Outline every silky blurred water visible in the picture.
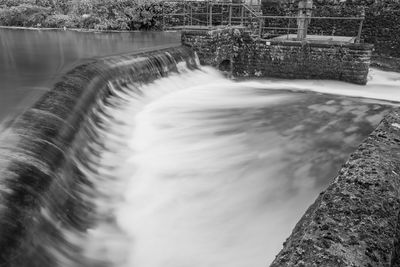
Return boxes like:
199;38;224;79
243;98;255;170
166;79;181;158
74;66;400;266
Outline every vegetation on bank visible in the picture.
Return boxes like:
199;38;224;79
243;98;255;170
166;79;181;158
0;0;166;30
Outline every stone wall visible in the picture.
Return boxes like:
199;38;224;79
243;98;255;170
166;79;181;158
182;28;373;85
181;27;242;68
233;37;373;85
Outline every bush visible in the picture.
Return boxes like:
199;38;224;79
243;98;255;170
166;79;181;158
0;0;173;31
78;14;101;29
0;4;50;27
133;1;164;30
0;0;35;7
43;14;77;28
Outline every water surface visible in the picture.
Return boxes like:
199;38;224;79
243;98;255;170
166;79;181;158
0;28;180;128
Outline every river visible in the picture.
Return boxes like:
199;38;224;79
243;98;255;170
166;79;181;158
1;28;400;266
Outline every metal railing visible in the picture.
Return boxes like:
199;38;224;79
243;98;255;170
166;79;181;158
161;0;365;43
257;15;364;42
161;1;261;28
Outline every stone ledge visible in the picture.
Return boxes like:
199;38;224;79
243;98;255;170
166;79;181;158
181;26;244;36
257;39;374;50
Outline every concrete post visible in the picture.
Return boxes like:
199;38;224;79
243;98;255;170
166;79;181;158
297;0;313;40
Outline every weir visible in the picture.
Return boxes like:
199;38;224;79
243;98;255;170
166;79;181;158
0;46;198;266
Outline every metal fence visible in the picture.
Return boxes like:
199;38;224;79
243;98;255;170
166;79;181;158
161;1;261;28
161;0;365;42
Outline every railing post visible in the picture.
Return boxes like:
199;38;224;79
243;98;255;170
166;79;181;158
258;17;262;39
229;3;232;25
206;1;208;26
162;1;165;30
190;3;193;26
209;1;213;27
241;3;244;25
183;1;186;26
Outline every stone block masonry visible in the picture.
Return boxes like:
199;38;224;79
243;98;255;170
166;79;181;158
181;27;243;67
234;39;373;85
181;27;373;85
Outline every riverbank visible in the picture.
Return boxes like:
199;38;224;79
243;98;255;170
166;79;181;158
0;25;138;33
371;55;400;73
0;25;181;34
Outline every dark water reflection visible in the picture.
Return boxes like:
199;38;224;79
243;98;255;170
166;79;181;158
0;28;180;128
249;91;389;191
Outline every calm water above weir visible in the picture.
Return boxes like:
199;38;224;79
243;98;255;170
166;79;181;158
0;28;180;128
1;30;400;266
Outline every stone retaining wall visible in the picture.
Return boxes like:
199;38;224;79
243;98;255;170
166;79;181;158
181;27;240;67
234;38;373;85
182;27;373;85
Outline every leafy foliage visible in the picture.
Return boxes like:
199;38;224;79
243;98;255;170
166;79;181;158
0;4;51;26
0;0;166;30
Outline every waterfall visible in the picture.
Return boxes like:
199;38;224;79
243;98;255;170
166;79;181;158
0;46;198;267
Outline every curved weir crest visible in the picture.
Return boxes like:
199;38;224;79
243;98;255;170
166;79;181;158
0;45;400;266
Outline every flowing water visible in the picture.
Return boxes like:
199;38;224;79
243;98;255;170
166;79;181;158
1;30;400;267
68;65;399;266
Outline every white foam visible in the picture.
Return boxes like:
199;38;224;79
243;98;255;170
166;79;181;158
81;66;400;267
240;68;400;104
